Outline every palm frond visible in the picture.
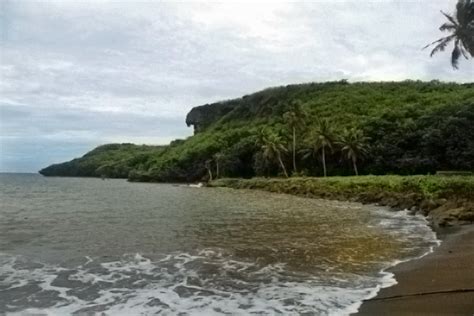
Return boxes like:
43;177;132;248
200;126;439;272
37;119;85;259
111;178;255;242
301;150;312;160
452;40;462;68
459;43;470;59
441;10;459;26
278;143;288;153
429;36;456;56
439;22;457;31
425;1;474;67
423;35;454;50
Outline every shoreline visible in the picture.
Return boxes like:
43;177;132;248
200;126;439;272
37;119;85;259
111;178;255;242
356;225;474;315
208;177;474;315
209;177;474;227
347;213;440;316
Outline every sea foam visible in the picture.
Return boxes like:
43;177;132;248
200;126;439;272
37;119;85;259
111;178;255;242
0;208;439;316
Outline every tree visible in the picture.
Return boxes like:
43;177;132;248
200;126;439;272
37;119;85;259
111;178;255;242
424;0;474;69
204;159;213;181
255;127;270;148
259;129;289;178
338;128;370;176
283;101;307;174
213;152;224;179
311;119;336;177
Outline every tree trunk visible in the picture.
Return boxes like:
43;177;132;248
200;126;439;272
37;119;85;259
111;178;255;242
292;127;297;173
207;167;213;181
322;146;327;177
216;160;220;179
352;157;358;176
277;152;289;178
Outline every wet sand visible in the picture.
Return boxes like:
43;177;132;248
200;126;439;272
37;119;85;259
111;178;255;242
356;225;474;316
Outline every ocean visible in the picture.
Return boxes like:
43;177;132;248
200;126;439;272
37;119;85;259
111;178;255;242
0;173;438;315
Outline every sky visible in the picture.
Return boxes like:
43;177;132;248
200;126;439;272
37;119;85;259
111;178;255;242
1;0;473;173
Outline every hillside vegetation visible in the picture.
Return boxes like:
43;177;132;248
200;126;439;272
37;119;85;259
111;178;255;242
39;143;164;178
40;81;474;181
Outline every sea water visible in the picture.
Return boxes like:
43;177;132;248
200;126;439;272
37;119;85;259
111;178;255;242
0;174;438;315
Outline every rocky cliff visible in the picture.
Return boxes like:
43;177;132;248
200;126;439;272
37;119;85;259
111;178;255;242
185;86;290;133
185;101;238;133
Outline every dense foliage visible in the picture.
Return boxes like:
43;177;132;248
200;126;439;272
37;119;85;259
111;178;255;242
210;175;474;200
40;81;474;181
39;143;165;178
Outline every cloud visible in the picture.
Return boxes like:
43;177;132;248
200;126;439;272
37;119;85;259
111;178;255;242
0;0;473;172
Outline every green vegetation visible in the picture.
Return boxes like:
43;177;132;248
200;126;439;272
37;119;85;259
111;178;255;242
40;81;474;181
308;119;336;177
338;128;370;176
39;143;165;178
258;128;289;178
424;0;474;69
283;101;307;173
210;175;474;200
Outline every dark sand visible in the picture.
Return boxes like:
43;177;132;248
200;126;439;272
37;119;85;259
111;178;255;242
356;225;474;315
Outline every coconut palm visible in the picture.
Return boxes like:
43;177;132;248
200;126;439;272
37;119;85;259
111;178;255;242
338;128;370;176
260;130;289;178
204;159;213;181
424;0;474;69
311;119;335;177
213;152;224;179
255;127;270;147
283;101;307;174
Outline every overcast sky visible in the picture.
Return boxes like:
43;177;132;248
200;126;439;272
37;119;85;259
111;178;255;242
1;0;473;172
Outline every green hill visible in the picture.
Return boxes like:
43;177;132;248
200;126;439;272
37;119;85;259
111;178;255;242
39;143;165;178
40;80;474;181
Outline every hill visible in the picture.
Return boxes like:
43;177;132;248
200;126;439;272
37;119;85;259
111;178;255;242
39;143;165;178
40;81;474;182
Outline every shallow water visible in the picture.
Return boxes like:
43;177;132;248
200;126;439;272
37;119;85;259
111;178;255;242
0;174;438;315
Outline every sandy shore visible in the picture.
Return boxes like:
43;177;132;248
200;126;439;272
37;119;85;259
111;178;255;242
356;225;474;316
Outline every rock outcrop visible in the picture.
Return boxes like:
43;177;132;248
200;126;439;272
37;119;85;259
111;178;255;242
185;102;238;134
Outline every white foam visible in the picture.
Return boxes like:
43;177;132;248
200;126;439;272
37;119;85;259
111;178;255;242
343;208;441;315
1;209;440;316
0;251;394;316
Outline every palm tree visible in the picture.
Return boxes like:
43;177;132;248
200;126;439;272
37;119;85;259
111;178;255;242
283;101;307;174
255;127;270;147
260;130;289;178
311;119;335;177
213;153;224;179
424;0;474;69
204;159;213;181
338;128;370;176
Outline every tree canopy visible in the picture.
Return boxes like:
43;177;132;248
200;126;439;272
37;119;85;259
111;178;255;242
40;81;474;182
425;0;474;68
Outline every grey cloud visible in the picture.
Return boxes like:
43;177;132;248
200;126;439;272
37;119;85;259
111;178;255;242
0;103;187;138
1;0;473;172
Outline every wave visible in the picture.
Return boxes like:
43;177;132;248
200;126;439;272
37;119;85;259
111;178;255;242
348;209;441;314
0;251;399;316
0;209;439;316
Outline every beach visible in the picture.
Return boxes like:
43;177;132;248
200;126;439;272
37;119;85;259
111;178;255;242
208;177;474;314
357;225;474;315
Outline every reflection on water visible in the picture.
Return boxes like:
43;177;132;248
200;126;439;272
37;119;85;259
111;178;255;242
0;174;438;315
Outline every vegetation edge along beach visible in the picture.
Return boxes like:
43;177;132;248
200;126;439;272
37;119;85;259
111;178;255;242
209;176;474;228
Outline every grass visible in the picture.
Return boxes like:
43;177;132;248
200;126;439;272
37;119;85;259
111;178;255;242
210;175;474;201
